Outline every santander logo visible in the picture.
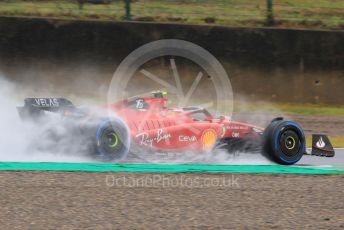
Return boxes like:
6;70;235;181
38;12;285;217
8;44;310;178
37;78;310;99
316;137;326;148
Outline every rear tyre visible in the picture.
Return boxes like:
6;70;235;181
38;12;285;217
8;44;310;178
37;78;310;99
94;118;130;162
263;119;305;165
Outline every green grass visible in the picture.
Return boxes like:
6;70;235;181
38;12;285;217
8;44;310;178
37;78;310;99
0;0;343;29
234;102;344;116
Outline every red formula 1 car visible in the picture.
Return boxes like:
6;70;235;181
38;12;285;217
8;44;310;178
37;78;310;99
17;92;335;165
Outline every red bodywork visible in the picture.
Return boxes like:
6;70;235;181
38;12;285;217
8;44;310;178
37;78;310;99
106;96;263;152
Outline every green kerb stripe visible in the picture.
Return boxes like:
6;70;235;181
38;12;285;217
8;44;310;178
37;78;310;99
0;162;343;175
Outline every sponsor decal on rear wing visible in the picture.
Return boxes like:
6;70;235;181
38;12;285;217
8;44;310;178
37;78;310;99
24;98;75;110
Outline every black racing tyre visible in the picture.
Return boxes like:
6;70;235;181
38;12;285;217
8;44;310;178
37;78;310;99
94;118;130;162
263;118;305;165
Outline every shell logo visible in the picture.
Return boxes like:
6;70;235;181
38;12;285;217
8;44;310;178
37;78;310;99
201;129;217;151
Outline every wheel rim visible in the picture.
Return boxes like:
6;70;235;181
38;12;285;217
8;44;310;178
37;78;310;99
107;132;119;148
279;130;301;157
99;127;122;158
285;136;296;150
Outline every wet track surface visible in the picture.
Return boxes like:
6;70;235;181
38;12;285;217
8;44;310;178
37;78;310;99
122;148;344;167
0;149;343;167
298;148;344;167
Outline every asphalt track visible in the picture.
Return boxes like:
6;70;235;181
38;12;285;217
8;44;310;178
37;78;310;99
299;148;344;167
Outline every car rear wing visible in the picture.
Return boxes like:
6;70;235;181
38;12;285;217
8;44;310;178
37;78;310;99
17;98;75;121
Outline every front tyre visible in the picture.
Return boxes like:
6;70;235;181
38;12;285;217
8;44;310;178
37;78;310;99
95;118;130;162
263;119;305;165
